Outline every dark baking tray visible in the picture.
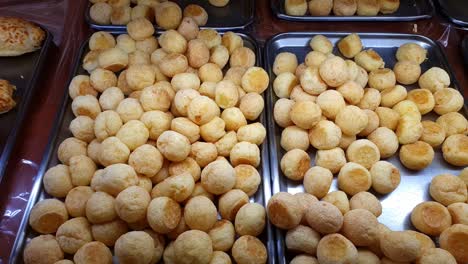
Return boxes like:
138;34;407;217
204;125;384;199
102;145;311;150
9;32;276;264
271;0;434;21
0;29;52;183
436;0;468;27
264;32;465;264
86;0;254;31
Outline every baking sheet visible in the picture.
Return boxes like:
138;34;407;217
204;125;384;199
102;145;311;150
86;0;254;31
271;0;433;22
0;29;52;183
9;32;276;264
436;0;468;27
264;32;465;264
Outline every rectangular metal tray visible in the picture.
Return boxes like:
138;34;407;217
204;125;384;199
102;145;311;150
264;32;465;264
0;28;52;183
437;0;468;27
86;0;254;31
271;0;433;21
9;32;276;264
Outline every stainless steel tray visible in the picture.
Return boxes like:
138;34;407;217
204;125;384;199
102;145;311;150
86;0;254;31
271;0;434;22
0;28;52;183
9;32;276;264
264;32;465;264
436;0;468;27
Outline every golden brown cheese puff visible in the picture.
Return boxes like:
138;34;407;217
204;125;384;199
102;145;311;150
322;190;350;215
65;186;93;218
94;110;122;140
338;162;372;195
459;167;468;187
349;191;382;216
91;219;128;247
234;164;261;196
177;17;199;41
375;107;399;131
183;4;208;26
73;241;112;264
405;230;435;252
85;191;117;224
433;87;464;115
159;29;187;54
357;0;379;16
198;29;222;49
447;202;468;225
273;72;298;98
127;18;154;41
152;172;195;202
68;75;97;100
436;112;468;136
174;231;213;263
209;0;230;7
303;166;333;199
210;251;231;264
368;68;396;91
94;163;139;196
286;225;321;255
430;173;467;206
274;98;294;128
201;159;236;195
90;3;112;25
407;88;435;115
442;134;468;166
115;231;155;264
72;95;102;120
415;248;457;264
23;235;64;264
439;224;468;264
281;149;311;181
267;192;303;229
358;88;381;111
306;201;343;234
396;42;427;64
316;90;346;120
309;120;342;150
355;49;385;72
290;255;319;264
396;116;423;145
378;0;400;14
285;0;308;16
89;31;115;51
310;35;333;54
43;164;73;198
309;0;333;16
241;67;270;94
315;147;347;174
208;220;235;252
380;231;422;262
420;120;446;148
111;6;131;25
333;0;357;15
290;101;322;129
317;234;358;264
380;85;407;108
370;160;400;194
368;127;399;159
339;133;356;151
335;105;368;136
281;126;309;151
338;34;362;59
232;235;267;264
222;32;244;55
357;249;380;264
237;123;266;146
393;60;421;85
235;203;266;237
155;1;182;30
337;80;364;105
56;217;93;254
115;186;150;223
399;141;434;171
273;52;297;75
190;141;217;168
300;66;327;95
147;196;181;234
319;56;349;87
341;209;379;246
29;199;68;234
184;196;217;231
418;67;450;93
131;4;154;22
346;139;380;169
239;92;264;121
411;201;452;236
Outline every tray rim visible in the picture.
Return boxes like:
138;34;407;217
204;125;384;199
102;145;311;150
270;0;434;22
85;1;255;32
0;27;53;184
9;31;277;264
436;0;468;27
264;31;464;264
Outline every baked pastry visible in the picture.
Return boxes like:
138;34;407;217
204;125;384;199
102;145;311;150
0;79;16;113
0;17;45;56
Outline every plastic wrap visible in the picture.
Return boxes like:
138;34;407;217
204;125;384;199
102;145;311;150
0;0;467;262
0;0;91;261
